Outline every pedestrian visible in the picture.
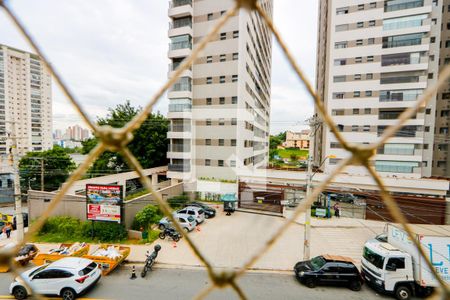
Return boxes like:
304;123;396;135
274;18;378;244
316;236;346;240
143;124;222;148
5;223;12;238
333;203;340;218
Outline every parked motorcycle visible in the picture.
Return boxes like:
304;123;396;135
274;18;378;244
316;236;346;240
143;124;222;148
141;244;161;278
158;227;181;242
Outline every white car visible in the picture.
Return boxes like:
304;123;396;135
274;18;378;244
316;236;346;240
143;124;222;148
177;206;205;225
10;257;101;300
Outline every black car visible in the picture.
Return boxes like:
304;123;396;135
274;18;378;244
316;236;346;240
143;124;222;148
294;255;363;291
184;202;216;218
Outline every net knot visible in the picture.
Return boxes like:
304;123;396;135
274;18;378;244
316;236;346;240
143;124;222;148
96;125;133;152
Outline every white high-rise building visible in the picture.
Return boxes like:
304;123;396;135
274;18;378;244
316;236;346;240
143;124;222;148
314;0;450;179
167;0;273;183
0;44;52;157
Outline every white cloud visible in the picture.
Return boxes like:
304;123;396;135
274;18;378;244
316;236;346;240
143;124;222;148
0;0;318;134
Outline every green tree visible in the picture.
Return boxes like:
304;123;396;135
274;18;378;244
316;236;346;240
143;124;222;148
132;205;162;231
269;131;286;149
290;153;298;162
82;101;169;176
19;145;76;191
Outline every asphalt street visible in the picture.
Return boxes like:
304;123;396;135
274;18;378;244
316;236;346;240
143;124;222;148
0;266;390;300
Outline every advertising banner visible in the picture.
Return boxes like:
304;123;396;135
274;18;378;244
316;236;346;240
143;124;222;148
86;184;123;223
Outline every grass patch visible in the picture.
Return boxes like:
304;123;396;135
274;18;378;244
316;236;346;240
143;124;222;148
277;148;308;159
125;189;150;200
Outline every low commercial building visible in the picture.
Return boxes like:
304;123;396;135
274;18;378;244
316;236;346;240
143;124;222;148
283;130;310;149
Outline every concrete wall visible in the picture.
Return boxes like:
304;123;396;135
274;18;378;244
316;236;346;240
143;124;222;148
28;182;184;229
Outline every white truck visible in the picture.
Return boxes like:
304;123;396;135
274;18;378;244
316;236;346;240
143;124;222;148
361;224;450;300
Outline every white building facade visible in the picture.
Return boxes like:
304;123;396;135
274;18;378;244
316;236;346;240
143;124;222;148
315;0;449;179
0;44;52;157
167;0;273;183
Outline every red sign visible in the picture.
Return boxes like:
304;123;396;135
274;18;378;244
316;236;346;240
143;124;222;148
86;184;123;223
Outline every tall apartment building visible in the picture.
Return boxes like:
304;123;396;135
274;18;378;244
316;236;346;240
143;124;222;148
167;0;273;182
0;44;52;157
314;0;450;179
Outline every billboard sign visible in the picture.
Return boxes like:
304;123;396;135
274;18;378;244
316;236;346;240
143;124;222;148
86;184;123;223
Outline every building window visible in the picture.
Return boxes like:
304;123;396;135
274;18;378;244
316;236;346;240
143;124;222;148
430;37;435;43
219;97;225;104
430;55;434;61
369;20;376;27
206;139;211;145
334;58;346;65
231;139;236;146
354;91;360;97
232;75;238;82
354;74;361;80
333;75;346;82
369;2;376;8
352;125;359;132
231;118;237;125
206;119;211;126
232;53;238;60
218;160;224;167
367;73;373;79
357;22;364;28
335;41;348;49
219;118;225;125
368;38;375;45
367;56;374;62
363;125;370;132
426;108;431;114
364;108;371;114
220;54;226;62
353;108;360;114
219;76;225;83
207;13;213;21
428;73;434;79
233;30;239;38
219;139;224;146
336;7;349;15
230;160;236;167
356;39;363;46
220;33;226;40
366;91;373;97
336;24;349;32
333;92;344;99
206;77;212;84
355;57;362;63
358;4;364;10
221;10;226;15
206;98;212;105
232;96;238;104
206;56;212;63
205;159;211;166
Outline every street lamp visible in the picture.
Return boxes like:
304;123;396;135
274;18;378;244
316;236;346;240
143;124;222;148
303;154;336;260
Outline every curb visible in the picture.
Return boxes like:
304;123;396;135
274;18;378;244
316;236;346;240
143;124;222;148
122;261;293;275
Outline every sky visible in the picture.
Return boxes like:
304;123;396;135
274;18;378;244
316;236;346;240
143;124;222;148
0;0;318;134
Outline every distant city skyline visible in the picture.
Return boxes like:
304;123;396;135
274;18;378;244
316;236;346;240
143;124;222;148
54;124;90;141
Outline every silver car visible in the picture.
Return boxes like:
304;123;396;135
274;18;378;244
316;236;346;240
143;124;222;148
158;214;196;232
177;206;205;224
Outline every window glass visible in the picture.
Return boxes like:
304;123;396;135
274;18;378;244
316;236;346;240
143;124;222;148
386;258;405;269
363;246;385;269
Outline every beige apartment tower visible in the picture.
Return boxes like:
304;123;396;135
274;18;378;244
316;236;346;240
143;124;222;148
0;44;52;158
167;0;273;182
315;0;450;179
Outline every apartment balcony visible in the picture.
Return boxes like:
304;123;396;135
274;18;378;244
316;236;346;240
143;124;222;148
168;44;192;59
384;0;424;12
168;163;191;172
168;0;192;18
168;20;192;37
167;131;192;139
168;62;192;78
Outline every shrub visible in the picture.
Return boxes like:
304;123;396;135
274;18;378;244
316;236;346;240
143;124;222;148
40;216;81;236
167;193;189;208
132;205;162;231
82;221;127;242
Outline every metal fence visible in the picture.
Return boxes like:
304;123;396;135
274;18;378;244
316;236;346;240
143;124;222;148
0;0;449;299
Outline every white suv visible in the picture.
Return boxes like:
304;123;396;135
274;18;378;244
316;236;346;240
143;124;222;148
10;257;101;300
177;206;205;225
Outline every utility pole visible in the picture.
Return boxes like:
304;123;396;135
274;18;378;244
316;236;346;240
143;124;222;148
8;121;24;242
303;154;313;260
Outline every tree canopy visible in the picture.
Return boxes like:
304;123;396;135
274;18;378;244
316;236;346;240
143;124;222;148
19;145;76;192
82;101;169;176
269;131;286;149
